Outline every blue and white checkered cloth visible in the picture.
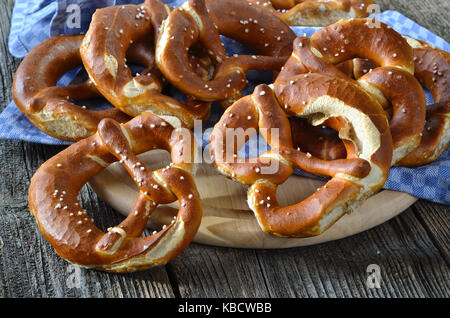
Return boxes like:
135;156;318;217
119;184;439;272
2;0;449;205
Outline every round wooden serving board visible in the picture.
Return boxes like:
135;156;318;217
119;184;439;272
89;150;418;248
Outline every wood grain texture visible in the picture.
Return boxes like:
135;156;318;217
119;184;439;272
0;0;449;298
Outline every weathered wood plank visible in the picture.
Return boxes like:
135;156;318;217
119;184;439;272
375;0;450;271
0;0;20;111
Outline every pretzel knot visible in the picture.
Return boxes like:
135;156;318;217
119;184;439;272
210;82;392;237
12;35;130;141
156;0;295;106
29;114;202;272
289;37;450;167
277;19;427;165
80;0;210;129
249;0;373;27
348;38;450;166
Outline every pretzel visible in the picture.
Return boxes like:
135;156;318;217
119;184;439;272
80;0;210;129
248;0;373;26
210;80;392;237
155;0;295;106
304;39;450;166
276;19;427;165
29;113;202;272
12;34;130;141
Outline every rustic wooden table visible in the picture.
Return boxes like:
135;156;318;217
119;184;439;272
0;0;449;298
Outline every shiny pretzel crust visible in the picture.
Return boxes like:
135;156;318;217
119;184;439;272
299;37;449;167
29;113;202;272
210;79;392;237
12;35;130;141
80;0;210;128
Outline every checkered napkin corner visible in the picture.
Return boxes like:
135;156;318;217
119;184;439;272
2;2;450;205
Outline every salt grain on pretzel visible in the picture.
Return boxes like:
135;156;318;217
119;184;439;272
289;117;346;160
276;19;426;164
29;113;202;272
12;35;130;141
210;82;392;237
81;0;210;129
156;0;295;105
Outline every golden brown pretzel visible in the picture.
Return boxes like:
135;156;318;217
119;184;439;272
276;19;426;165
12;34;130;141
249;0;373;26
81;0;210;128
29;113;202;272
210;80;392;237
289;117;346;160
312;39;449;166
155;0;295;105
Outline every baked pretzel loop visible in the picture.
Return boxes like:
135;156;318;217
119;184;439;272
307;38;449;166
289;117;346;160
398;38;450;166
156;0;295;105
80;0;210;129
249;0;373;26
276;19;426;164
210;81;392;237
29;113;202;272
12;34;130;141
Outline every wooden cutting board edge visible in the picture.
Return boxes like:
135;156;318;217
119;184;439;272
88;150;418;249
